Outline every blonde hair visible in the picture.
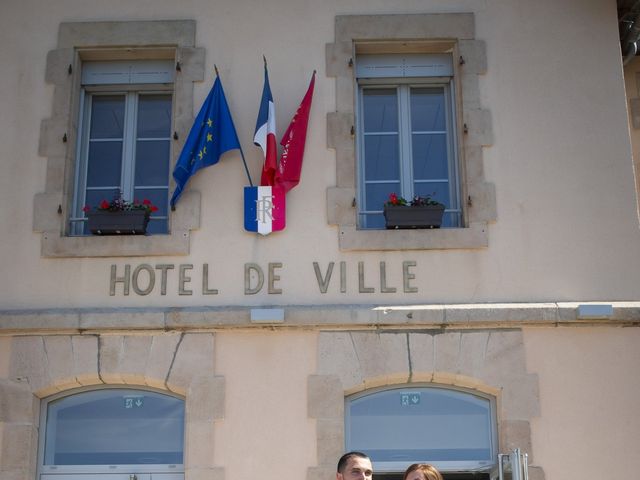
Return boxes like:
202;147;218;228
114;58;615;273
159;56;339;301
403;463;443;480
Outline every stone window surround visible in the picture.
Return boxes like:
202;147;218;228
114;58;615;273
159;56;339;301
325;14;496;250
2;332;224;480
307;330;546;480
33;20;204;257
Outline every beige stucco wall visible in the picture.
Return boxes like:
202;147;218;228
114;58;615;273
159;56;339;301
0;0;638;309
524;327;640;479
215;332;317;480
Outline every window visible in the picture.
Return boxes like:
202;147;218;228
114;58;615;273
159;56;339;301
356;54;461;229
34;20;203;257
38;387;184;479
346;386;497;478
326;13;496;250
70;61;173;235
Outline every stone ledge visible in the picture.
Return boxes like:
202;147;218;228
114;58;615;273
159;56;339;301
338;223;489;250
37;190;200;258
1;302;638;334
40;230;191;257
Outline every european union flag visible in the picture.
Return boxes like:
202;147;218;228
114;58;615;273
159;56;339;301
170;76;241;208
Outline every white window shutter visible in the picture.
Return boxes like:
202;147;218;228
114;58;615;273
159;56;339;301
356;54;453;78
81;60;174;85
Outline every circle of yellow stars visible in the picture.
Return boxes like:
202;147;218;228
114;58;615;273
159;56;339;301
189;118;214;168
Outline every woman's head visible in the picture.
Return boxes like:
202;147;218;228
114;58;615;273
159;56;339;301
403;464;443;480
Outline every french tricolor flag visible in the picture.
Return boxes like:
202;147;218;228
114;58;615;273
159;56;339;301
254;61;278;187
244;185;286;235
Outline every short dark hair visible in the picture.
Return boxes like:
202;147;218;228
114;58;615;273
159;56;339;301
337;451;371;473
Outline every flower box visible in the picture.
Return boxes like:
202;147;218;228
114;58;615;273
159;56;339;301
383;204;445;229
87;210;150;235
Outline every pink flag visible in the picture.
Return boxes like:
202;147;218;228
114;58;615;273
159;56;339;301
275;71;315;193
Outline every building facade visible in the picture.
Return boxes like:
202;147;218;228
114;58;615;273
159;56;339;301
1;1;639;480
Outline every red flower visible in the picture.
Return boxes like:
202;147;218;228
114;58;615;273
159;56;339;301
82;205;90;213
150;206;159;212
142;199;151;205
99;200;110;209
389;193;399;205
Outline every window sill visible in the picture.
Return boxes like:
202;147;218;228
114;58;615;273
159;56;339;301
337;223;488;251
41;230;191;257
35;191;200;258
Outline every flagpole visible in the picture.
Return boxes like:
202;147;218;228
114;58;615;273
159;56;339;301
215;65;254;187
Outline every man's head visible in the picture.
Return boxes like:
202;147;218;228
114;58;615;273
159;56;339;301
336;452;373;480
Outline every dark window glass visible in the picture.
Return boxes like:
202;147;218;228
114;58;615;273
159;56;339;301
410;87;446;131
363;88;398;132
137;94;172;138
364;136;400;181
86;142;123;187
412;134;448;180
90;96;125;139
44;389;184;466
135;139;170;186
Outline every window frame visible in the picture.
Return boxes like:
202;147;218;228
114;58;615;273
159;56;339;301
325;14;496;251
70;84;174;236
36;385;185;478
356;73;462;229
345;384;498;474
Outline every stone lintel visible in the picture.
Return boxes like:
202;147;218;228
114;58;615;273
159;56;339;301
58;20;197;49
335;13;475;43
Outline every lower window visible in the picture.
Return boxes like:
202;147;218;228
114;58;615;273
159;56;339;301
38;387;184;480
345;385;497;478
